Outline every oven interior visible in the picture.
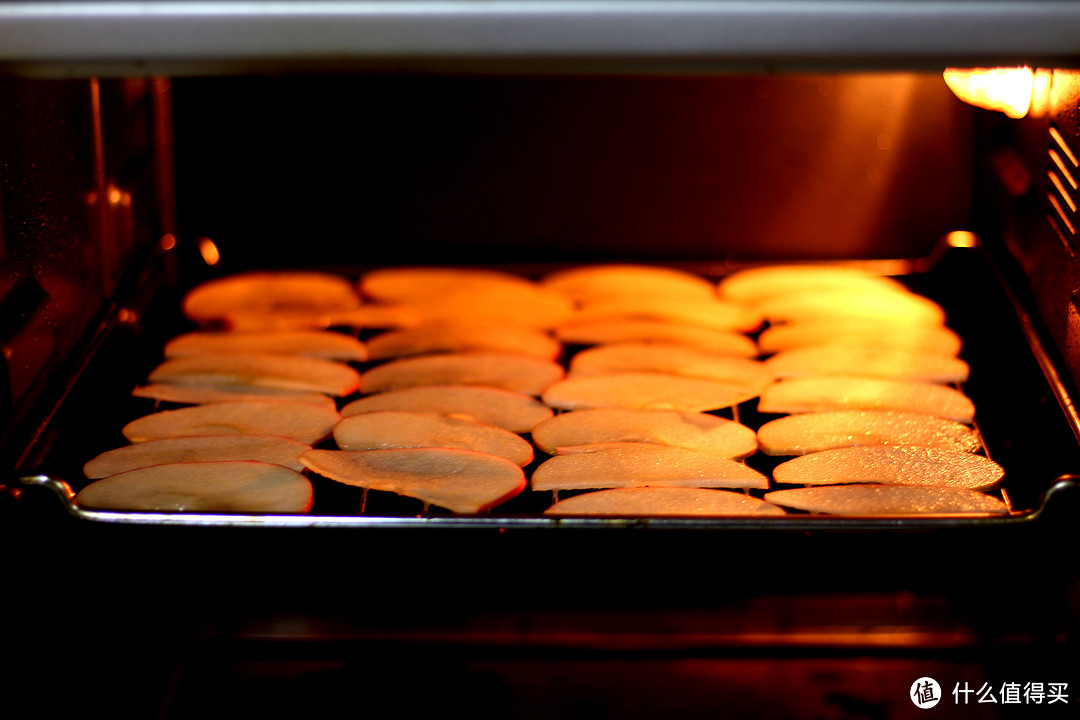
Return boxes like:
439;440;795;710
5;65;1080;718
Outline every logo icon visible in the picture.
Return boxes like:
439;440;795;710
911;677;942;709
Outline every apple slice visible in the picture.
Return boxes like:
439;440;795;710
756;320;962;356
398;287;575;329
569;343;774;390
148;353;360;397
542;372;762;413
530;442;769;491
132;383;338;409
223;303;422;332
122;401;340;444
763;484;1008;515
366;323;561;361
758;375;975;423
359;266;538;301
300;447;526;513
361;352;564;396
531;407;758;459
165;330;367;362
568;295;762;333
717;265;908;305
756;410;982;456
84;435;311;478
76;461;314;513
544;487;786;517
333;411;534;467
771;445;1004;490
341;385;553;433
754;288;946;326
183;271;360;324
764;344;969;383
555;319;758;357
540;264;717;302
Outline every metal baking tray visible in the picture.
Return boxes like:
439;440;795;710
9;237;1080;532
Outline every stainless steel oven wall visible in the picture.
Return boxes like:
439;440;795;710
170;72;974;270
0;78;173;469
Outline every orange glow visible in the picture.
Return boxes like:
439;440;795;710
160;233;177;251
943;67;1034;118
197;236;221;266
117;308;138;324
108;186;123;205
945;231;979;249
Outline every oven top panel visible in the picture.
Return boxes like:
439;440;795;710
1;1;1079;76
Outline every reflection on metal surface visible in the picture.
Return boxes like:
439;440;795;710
943;67;1034;118
197;236;220;265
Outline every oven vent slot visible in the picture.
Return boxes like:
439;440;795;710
1048;124;1080;248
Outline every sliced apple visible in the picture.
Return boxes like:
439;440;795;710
542;372;762;413
223;303;422;332
341;385;553;433
568;295;762;333
717;265;908;305
132;383;337;409
531;407;758;459
84;435;311;478
756;320;962;356
398;287;575;329
545;487;786;517
754;288;946;326
555;319;758;357
530;442;769;491
183;271;360;324
148;353;360;397
366;323;561;361
771;445;1004;490
333;411;534;467
756;410;982;456
763;484;1008;515
540;264;717;302
764;344;969;383
165;330;367;362
300;447;526;513
359;266;538;301
76;461;314;513
758;376;975;424
569;343;773;390
361;352;564;396
122;401;340;444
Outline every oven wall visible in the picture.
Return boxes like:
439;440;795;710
170;72;974;271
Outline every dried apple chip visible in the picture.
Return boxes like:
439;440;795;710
763;484;1008;515
545;487;786;517
542;372;762;413
333;411;534;466
764;345;969;383
183;271;360;324
366;323;561;361
532;408;757;459
756;320;962;356
756;410;981;456
122;401;340;444
84;435;311;478
717;265;908;305
148;353;360;397
76;461;314;513
165;330;367;362
569;343;773;390
758;376;975;424
555;319;758;357
300;447;526;513
132;383;338;409
541;264;717;302
530;443;769;491
361;352;564;396
771;445;1004;491
341;385;553;433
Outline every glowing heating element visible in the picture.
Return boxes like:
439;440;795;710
943;67;1035;119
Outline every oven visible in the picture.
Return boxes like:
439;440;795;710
3;3;1080;719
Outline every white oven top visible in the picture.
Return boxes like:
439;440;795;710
0;1;1077;76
